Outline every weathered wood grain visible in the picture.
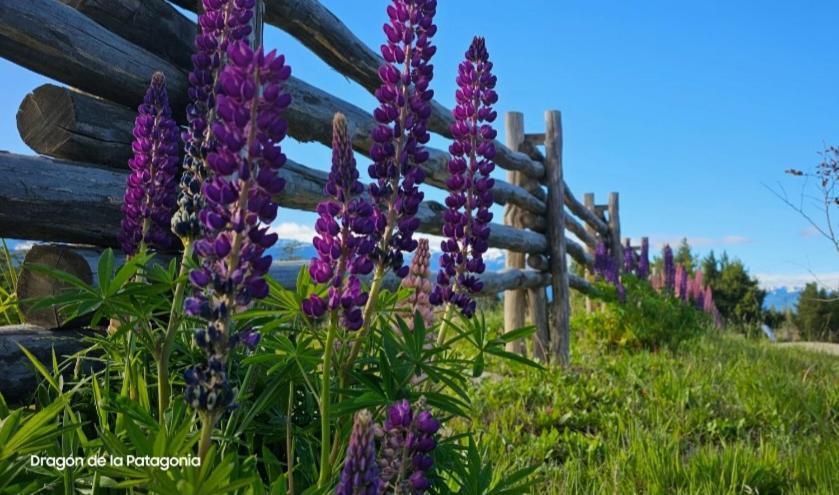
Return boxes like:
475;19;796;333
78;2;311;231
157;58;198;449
608;192;622;270
503;112;528;355
0;325;99;404
17;244;93;328
58;0;194;68
0;0;189;115
544;110;570;366
17;85;136;168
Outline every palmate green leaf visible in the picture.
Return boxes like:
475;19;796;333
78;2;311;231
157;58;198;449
97;248;115;294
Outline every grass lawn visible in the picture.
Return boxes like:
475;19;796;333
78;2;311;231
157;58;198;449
459;330;839;494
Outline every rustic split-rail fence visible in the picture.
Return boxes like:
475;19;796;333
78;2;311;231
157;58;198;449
0;0;649;400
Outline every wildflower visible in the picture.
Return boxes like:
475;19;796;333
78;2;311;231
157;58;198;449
675;264;688;301
378;398;440;494
304;113;376;330
368;0;438;278
120;72;179;255
184;40;291;413
663;244;675;293
398;238;435;330
336;410;381;495
430;36;497;317
623;238;635;273
636;237;650;280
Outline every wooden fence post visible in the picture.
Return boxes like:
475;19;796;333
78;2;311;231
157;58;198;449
544;110;569;365
503;112;527;355
583;192;596;313
608;192;622;270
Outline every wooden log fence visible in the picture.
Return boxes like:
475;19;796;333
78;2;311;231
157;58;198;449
0;0;642;368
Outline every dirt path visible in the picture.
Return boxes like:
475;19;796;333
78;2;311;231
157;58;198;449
776;342;839;356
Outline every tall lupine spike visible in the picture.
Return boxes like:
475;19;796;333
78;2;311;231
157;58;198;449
675;264;688;301
398;238;435;330
594;242;610;279
663;244;675;293
303;114;376;330
336;410;382;495
636;237;650;280
378;398;440;494
369;0;438;278
429;36;497;317
184;41;291;414
172;0;256;241
623;238;635;273
120;72;180;256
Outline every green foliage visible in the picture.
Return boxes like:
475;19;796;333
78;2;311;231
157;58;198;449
575;276;706;349
457;332;839;494
702;251;766;326
0;239;23;325
794;283;839;342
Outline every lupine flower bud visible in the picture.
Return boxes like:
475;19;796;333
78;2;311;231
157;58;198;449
172;0;255;240
369;0;438;278
304;114;376;330
430;36;497;317
623;238;635;273
378;398;439;494
184;40;291;414
336;410;381;495
398;238;435;330
120;72;180;255
636;237;650;280
663;244;675;293
675;264;688;301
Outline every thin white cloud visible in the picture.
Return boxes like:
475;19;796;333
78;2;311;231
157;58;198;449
799;226;820;238
13;240;35;252
649;235;752;249
756;272;839;291
268;222;317;243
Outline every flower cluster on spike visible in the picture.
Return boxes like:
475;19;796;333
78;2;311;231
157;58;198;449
662;244;675;293
636;237;650;280
593;242;625;302
336;410;381;495
120;72;180;256
183;41;292;413
303;114;376;330
430;36;497;317
398;238;435;330
172;0;255;240
378;398;440;494
369;0;438;278
675;264;688;301
623;238;635;274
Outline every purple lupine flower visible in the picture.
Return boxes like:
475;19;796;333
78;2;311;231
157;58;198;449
378;398;439;494
675;264;688;301
594;242;610;279
429;36;497;318
398;238;435;330
172;0;255;240
623;238;635;273
120;72;180;255
636;237;650;280
303;114;376;330
337;409;381;495
368;0;438;278
184;41;291;413
662;244;675;293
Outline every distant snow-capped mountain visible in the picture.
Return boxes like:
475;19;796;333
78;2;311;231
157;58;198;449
763;287;801;311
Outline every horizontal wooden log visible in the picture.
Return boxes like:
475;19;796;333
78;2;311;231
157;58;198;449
564;186;610;237
17;85;136;168
0;152;547;253
58;0;193;69
168;0;545;181
18;244;93;328
569;274;594;296
565;213;597;248
0;325;98;404
566;238;593;269
0;0;189;115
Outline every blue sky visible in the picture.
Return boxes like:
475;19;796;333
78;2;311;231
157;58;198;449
1;0;837;289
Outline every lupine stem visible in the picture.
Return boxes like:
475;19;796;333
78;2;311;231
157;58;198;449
198;411;216;461
287;381;296;495
158;241;193;420
317;312;339;487
436;303;455;347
